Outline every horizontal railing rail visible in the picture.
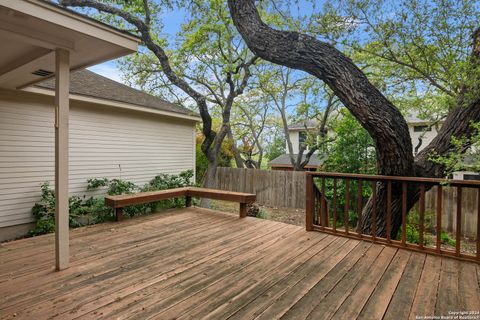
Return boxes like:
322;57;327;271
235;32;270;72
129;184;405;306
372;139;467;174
305;172;480;263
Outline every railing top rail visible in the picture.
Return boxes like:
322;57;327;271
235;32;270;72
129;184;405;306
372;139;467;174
306;171;480;187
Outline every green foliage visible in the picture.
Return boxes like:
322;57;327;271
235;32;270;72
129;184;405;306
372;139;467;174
323;109;376;174
30;182;57;236
143;170;194;211
318;0;480;117
195;142;209;185
29;170;194;236
318;110;376;219
256;209;267;219
195;134;233;184
429;122;480;177
402;224;423;245
395;209;431;245
105;179;138;195
265;132;286;162
440;231;456;246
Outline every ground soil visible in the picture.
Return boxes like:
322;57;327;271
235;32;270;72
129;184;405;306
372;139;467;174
210;200;305;227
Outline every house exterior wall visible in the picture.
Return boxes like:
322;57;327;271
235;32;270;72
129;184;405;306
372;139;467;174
0;89;196;229
288;122;440;156
408;124;440;154
286;130;319;155
287;131;300;153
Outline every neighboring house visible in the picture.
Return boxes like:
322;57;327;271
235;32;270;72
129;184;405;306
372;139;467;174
405;113;480;179
405;112;442;155
0;70;200;241
269;120;323;171
269;113;455;172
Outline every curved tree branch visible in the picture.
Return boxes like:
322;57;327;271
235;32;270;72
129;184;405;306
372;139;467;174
227;0;414;176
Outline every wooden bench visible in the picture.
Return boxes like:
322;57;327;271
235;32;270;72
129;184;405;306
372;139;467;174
104;187;256;221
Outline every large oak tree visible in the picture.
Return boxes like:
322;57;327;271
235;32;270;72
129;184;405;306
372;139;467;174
227;0;480;237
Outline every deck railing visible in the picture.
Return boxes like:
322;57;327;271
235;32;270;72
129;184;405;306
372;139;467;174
305;172;480;263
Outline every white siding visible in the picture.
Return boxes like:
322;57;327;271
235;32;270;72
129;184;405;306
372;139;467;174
409;124;440;154
286;130;319;154
0;89;196;228
288;131;300;154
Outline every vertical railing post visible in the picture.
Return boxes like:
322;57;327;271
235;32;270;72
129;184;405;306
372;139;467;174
316;186;320;225
477;189;480;261
456;187;462;256
371;180;377;241
305;173;314;231
387;181;392;243
344;179;350;235
419;184;426;249
436;185;443;253
321;177;328;228
356;179;363;235
333;178;337;232
401;181;407;246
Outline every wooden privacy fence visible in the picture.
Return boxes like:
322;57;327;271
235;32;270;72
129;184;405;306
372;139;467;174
214;167;306;208
425;186;479;238
306;172;480;263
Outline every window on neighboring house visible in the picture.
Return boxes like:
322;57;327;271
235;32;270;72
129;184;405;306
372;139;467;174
464;174;480;181
413;125;432;132
299;131;307;147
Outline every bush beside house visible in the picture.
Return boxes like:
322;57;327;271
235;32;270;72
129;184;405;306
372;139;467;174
30;170;194;236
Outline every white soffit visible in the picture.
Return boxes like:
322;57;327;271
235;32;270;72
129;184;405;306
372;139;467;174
0;0;139;89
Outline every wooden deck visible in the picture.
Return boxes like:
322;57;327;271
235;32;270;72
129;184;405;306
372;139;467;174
1;207;479;320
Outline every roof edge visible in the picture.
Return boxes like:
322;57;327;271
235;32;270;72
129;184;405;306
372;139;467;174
23;86;201;122
34;0;141;42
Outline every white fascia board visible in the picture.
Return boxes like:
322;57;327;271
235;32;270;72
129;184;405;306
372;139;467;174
1;0;139;50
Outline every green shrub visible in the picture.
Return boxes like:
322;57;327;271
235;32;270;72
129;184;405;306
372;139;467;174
440;231;456;246
256;209;267;219
396;224;429;245
29;170;194;236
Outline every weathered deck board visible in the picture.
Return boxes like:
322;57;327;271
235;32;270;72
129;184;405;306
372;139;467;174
0;207;479;320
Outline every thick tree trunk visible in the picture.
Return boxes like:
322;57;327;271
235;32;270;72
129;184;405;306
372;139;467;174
203;161;217;188
227;128;245;168
200;160;218;207
360;182;420;238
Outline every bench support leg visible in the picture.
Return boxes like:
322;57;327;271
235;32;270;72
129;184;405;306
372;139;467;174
240;203;247;218
115;207;124;221
185;196;192;207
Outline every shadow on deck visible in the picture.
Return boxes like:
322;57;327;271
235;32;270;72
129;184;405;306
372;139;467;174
0;207;479;319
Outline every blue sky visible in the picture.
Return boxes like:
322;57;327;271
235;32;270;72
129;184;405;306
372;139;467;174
89;5;188;83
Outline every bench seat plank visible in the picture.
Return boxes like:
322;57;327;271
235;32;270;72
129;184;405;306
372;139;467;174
105;187;190;208
187;187;256;204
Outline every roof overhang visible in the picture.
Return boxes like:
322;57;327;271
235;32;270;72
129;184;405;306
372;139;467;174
23;86;202;122
288;127;317;132
0;0;140;89
269;164;319;169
